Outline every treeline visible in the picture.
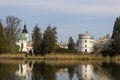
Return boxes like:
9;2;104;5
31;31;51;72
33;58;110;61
33;16;120;56
0;16;21;53
0;16;75;54
1;15;120;56
32;25;75;55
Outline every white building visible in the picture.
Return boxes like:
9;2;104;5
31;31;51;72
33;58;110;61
76;32;94;53
57;41;68;49
16;25;32;53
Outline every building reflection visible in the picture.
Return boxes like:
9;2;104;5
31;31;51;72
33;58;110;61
75;64;94;80
14;62;114;80
56;68;68;74
56;68;69;80
15;61;34;80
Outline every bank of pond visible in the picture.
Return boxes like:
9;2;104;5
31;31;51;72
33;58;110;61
0;53;120;60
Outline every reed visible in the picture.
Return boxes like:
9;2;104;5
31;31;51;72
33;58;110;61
0;53;119;60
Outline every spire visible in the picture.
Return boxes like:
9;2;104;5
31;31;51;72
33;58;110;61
85;31;89;35
22;24;28;33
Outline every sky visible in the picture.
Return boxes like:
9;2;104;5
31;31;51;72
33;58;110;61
0;0;120;42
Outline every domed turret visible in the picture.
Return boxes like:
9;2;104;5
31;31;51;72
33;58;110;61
22;25;28;33
22;24;29;41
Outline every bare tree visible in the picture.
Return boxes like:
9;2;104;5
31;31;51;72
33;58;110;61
4;16;21;44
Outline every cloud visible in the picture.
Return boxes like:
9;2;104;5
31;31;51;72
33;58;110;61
0;0;120;16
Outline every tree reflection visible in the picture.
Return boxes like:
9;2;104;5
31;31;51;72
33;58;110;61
1;60;120;80
0;63;18;80
101;62;120;80
68;66;75;80
32;62;57;80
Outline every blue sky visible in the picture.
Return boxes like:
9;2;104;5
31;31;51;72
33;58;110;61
0;0;120;42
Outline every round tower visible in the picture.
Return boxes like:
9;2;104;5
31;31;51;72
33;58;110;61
77;32;94;53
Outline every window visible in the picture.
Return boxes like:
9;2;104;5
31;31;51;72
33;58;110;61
85;45;87;47
85;40;87;43
85;65;87;68
85;49;87;52
85;75;87;78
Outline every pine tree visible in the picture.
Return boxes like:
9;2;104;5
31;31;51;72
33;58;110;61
32;24;42;54
42;25;57;54
111;17;120;54
68;36;75;53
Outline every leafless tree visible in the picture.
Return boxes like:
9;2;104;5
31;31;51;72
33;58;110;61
4;16;21;44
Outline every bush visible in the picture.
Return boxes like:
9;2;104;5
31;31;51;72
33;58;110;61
102;48;116;57
0;44;18;54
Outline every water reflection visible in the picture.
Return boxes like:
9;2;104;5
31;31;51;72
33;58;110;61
0;60;120;80
56;68;69;80
75;65;94;80
15;61;34;80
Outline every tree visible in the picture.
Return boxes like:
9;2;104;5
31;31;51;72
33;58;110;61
42;25;57;54
111;17;120;54
0;22;3;37
0;16;22;53
68;36;75;53
94;34;111;53
0;22;5;53
32;24;42;54
4;16;21;44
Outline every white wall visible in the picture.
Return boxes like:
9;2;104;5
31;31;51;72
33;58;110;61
77;34;94;53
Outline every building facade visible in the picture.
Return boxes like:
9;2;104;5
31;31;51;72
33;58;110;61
76;32;94;53
16;25;32;53
57;41;68;49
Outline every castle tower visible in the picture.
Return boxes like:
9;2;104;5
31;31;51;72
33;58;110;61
22;24;29;42
77;32;94;53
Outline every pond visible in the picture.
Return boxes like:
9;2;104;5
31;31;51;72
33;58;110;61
0;60;120;80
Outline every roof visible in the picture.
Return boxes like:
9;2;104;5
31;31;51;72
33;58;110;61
16;32;27;40
78;32;93;39
22;25;28;33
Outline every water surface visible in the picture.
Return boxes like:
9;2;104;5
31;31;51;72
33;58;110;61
0;60;120;80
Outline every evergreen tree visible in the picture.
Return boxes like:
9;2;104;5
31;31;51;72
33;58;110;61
111;17;120;54
42;25;57;54
68;36;75;53
0;22;5;53
0;22;3;36
32;24;42;54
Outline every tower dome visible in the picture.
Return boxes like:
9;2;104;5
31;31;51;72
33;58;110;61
22;25;28;33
